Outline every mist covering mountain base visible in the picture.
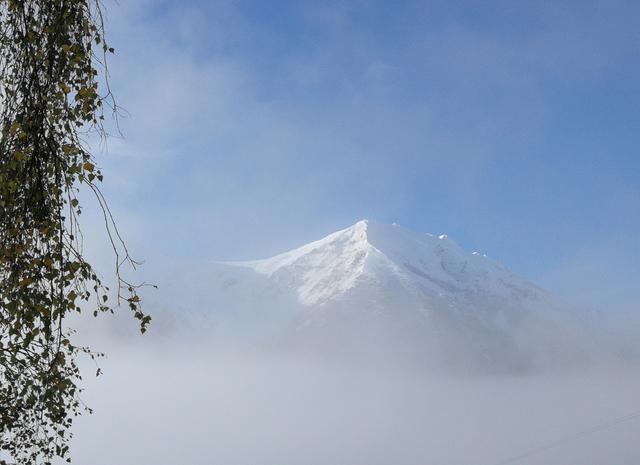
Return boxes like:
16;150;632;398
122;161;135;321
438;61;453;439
184;220;593;374
64;221;640;465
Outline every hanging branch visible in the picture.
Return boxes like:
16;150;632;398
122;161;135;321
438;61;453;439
0;1;150;463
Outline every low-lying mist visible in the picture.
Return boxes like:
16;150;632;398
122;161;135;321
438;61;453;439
65;306;640;465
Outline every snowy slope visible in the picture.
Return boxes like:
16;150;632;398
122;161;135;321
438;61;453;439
232;220;547;309
217;220;586;371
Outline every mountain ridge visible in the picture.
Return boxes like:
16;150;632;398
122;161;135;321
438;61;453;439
227;219;546;308
208;220;586;371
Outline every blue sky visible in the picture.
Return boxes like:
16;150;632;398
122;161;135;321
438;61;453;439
89;0;640;311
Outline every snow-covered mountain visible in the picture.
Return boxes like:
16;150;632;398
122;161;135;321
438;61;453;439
210;220;587;372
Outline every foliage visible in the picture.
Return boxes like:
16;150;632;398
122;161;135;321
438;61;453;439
0;1;149;463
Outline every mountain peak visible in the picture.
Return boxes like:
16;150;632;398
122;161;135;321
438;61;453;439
213;221;577;372
350;218;370;229
226;220;537;307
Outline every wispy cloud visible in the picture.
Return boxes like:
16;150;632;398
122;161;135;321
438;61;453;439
79;0;640;303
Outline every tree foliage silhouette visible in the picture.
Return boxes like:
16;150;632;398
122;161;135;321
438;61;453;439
0;1;149;463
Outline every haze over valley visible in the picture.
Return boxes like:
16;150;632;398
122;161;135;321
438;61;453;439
68;220;640;465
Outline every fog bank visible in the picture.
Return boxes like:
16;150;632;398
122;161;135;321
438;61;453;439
65;334;640;465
